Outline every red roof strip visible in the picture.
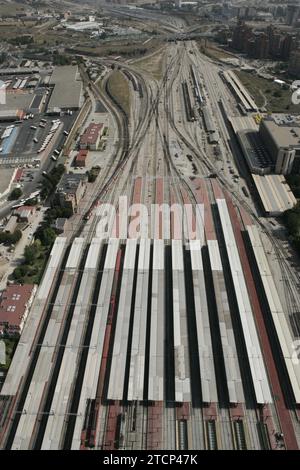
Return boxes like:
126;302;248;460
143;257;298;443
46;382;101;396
14;169;23;182
191;178;216;241
132;177;142;205
155;178;164;239
210;178;224;201
180;187;197;241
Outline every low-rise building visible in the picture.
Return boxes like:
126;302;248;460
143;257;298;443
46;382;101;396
52;217;68;234
75;149;88;167
55;173;87;214
13;206;36;223
79;123;103;150
0;284;36;336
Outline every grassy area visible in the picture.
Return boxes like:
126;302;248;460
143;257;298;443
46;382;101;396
67;38;162;60
11;242;49;285
107;70;131;116
236;70;300;113
0;3;29;16
198;41;237;61
134;49;164;81
0;338;18;371
284;202;300;255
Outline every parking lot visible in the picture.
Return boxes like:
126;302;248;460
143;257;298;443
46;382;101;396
0;113;77;167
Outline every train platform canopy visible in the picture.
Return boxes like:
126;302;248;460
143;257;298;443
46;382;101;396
252;174;297;216
229;115;259;134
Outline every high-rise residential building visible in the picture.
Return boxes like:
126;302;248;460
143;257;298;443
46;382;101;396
231;20;252;52
281;35;295;61
289;50;300;77
286;4;300;26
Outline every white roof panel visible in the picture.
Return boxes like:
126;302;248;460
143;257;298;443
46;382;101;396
66;238;85;269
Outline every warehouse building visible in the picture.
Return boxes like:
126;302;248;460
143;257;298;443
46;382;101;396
0;284;36;336
202;106;216;133
0;90;45;121
55;173;87;214
0;110;25;122
47;65;82;114
259;116;300;175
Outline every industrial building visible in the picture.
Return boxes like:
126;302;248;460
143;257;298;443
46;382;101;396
0;284;36;336
259;116;300;175
202;106;216;133
55;173;87;214
47;65;82;114
0;179;299;450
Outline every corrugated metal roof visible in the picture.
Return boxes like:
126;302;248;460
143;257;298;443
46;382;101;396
148;239;165;401
42;239;103;449
253;174;297;215
190;245;218;404
11;239;85;449
128;238;151;401
247;225;300;403
107;239;138;400
172;240;191;403
216;198;272;404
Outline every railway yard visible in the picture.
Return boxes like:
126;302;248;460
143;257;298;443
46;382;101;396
0;33;300;452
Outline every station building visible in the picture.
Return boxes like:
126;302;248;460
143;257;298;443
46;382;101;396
259;115;300;175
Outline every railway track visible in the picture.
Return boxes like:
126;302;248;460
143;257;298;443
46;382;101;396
1;43;299;451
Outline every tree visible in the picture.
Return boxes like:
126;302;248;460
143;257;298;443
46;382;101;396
40;227;56;247
10;230;22;245
13;267;23;281
24;245;37;265
8;188;22;201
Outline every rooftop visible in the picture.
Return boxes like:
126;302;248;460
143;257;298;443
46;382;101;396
57;173;87;195
0;284;35;332
80;123;103;145
0;92;33;113
252;174;297;215
48;65;82;111
261;116;300;149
